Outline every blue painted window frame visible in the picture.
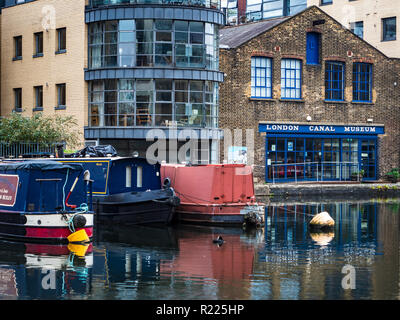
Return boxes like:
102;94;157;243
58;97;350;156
281;58;302;99
251;56;272;99
352;62;372;102
325;61;345;101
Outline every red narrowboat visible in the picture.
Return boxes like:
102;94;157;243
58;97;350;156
161;163;264;227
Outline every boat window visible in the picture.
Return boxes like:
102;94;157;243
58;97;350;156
137;166;143;188
126;166;132;188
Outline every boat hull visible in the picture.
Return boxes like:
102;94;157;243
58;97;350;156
0;211;94;243
94;189;178;225
161;164;265;227
175;203;265;226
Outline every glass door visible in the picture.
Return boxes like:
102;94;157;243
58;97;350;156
360;139;377;180
341;138;358;180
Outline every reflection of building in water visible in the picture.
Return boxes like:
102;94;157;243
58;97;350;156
254;201;398;299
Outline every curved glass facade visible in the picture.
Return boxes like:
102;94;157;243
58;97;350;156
89;79;218;128
88;0;221;10
89;19;219;70
86;1;222;134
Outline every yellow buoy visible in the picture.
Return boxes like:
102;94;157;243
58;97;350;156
67;243;89;257
67;229;90;244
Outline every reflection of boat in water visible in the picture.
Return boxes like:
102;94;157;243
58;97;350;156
0;161;94;243
95;223;179;250
159;225;257;286
0;240;93;299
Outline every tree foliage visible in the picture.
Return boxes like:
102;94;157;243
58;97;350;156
0;113;81;147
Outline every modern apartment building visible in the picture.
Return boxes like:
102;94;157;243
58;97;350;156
223;0;399;58
0;0;224;163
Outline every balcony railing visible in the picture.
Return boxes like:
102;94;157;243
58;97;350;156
268;161;362;184
89;113;218;128
88;0;221;10
0;142;62;159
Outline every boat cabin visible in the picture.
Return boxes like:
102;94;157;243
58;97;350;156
0;161;89;213
59;157;161;196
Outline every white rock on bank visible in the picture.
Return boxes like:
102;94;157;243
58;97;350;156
309;211;335;228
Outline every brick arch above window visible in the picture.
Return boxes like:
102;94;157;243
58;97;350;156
281;54;305;61
352;58;375;64
324;56;347;63
251;51;274;58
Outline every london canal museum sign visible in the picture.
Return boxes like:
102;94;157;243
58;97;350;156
258;123;385;135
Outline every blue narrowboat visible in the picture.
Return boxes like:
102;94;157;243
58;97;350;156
57;157;180;225
0;161;94;243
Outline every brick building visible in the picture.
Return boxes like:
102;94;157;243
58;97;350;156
219;6;400;183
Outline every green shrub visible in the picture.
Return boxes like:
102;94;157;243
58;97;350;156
386;168;400;183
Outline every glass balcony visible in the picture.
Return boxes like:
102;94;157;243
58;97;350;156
88;78;219;129
88;0;221;10
88;19;219;71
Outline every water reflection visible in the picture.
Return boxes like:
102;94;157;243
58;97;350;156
0;242;93;299
258;199;398;299
0;199;399;300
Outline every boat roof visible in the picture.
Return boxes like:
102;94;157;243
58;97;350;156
0;160;84;172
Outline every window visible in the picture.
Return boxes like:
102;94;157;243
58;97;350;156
125;166;132;188
175;21;206;68
136;166;143;188
14;88;22;111
154;20;173;67
306;32;320;65
34;86;43;110
353;63;372;102
320;0;332;4
325;61;345;101
382;17;396;41
56;83;66;108
34;32;43;57
56;28;66;53
350;21;364;39
13;36;22;60
251;56;272;98
281;59;302;99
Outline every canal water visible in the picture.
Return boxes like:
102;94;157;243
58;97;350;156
0;198;399;300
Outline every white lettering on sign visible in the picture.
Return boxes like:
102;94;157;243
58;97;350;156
309;125;335;132
265;125;300;132
344;126;376;133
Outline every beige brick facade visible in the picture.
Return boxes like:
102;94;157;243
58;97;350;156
310;0;400;59
0;0;87;146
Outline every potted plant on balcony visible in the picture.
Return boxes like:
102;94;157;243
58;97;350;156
386;168;400;183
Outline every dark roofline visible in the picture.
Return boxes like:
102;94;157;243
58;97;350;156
220;6;309;49
221;5;395;61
